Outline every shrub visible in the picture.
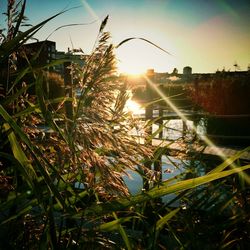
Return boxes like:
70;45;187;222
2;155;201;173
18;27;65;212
187;75;250;115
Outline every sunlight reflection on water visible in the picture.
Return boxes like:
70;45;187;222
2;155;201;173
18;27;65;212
123;99;207;205
125;98;206;140
124;99;145;115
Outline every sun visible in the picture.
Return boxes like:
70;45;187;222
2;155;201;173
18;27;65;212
117;61;146;75
115;46;150;75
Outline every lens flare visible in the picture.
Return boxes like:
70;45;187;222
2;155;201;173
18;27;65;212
143;75;250;184
81;0;100;23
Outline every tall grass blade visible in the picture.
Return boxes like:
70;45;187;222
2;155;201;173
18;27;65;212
2;123;36;188
208;146;250;174
0;8;71;62
83;164;250;216
116;37;172;55
35;72;68;144
112;212;132;250
3;83;32;105
156;208;180;232
0;104;66;209
12;0;26;38
99;216;132;232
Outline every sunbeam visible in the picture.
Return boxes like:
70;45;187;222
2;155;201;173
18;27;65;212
81;0;100;23
143;75;250;184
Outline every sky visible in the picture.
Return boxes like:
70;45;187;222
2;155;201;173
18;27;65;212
1;0;249;74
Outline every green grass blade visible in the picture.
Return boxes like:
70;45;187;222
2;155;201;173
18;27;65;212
13;105;40;118
99;216;132;232
0;104;66;209
35;72;68;143
116;37;172;55
3;123;37;189
156;208;180;231
208;146;250;174
3;84;32;105
12;0;26;38
83;164;250;216
112;212;132;250
0;8;71;62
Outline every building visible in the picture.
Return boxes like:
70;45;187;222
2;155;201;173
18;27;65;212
183;66;192;76
18;40;56;70
54;49;87;76
17;40;87;76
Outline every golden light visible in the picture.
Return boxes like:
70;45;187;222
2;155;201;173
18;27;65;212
124;99;144;115
117;60;146;75
115;40;177;75
143;75;250;184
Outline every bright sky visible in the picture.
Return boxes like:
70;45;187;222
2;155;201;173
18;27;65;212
1;0;249;74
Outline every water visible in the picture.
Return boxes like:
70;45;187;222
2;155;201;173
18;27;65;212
124;100;207;204
126;99;207;141
123;156;187;205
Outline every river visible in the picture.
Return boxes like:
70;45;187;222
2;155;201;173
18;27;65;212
123;99;207;204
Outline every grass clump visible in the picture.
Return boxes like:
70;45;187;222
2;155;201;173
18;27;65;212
0;1;250;249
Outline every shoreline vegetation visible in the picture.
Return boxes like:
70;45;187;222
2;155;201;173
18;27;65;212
1;1;250;249
131;73;250;146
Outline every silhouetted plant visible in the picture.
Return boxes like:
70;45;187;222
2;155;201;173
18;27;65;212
0;1;250;249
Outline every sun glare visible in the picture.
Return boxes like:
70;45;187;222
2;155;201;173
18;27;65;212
143;75;250;184
125;99;144;115
117;61;146;75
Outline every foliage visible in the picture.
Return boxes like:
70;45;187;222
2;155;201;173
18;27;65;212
0;1;151;248
37;72;64;112
132;83;192;110
187;75;250;145
187;75;250;115
0;1;250;249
